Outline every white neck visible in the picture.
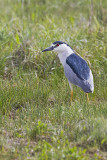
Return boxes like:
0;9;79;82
57;46;74;66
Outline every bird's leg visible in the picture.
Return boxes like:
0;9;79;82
86;93;89;102
71;89;73;102
68;81;73;103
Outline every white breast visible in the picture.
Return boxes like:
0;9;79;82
57;45;74;66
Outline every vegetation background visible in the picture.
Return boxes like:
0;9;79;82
0;0;107;159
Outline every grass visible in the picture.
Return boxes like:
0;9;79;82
0;0;107;159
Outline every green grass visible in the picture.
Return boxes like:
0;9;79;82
0;0;107;159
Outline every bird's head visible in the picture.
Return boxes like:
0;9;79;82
42;41;73;54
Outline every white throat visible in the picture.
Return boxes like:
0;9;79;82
57;46;74;66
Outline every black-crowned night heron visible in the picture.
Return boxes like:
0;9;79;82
42;41;94;102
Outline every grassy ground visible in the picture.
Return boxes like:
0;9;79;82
0;0;107;159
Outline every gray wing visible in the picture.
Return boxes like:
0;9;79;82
66;53;90;80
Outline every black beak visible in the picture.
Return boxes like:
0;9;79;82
42;46;54;52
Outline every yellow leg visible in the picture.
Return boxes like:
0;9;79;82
68;82;73;103
71;90;73;102
86;93;89;102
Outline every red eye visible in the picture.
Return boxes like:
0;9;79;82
56;44;59;47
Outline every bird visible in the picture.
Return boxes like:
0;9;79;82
42;41;94;102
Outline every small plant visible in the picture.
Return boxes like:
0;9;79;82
30;121;48;140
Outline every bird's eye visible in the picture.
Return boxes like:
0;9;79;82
56;44;59;47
